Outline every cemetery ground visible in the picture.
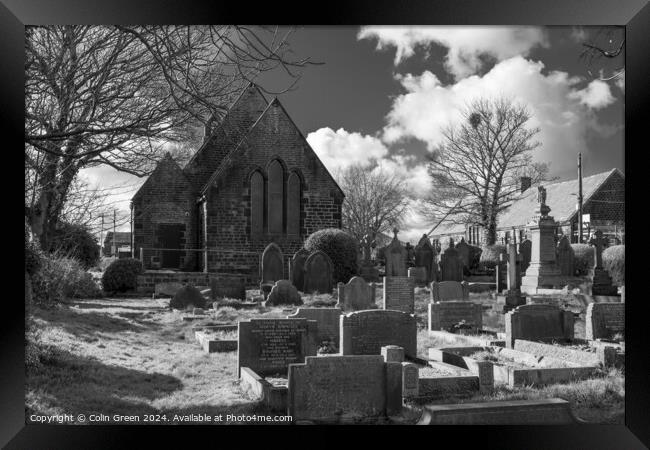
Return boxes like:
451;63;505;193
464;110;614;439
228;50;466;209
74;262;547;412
26;288;624;425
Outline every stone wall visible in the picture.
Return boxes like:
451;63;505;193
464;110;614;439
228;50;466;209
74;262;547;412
137;271;211;294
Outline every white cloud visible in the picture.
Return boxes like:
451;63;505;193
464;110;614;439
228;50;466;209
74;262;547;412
615;71;625;92
381;56;616;172
358;26;548;79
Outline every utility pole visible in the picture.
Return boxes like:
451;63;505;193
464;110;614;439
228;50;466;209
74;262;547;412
113;209;117;256
100;214;104;257
578;153;584;243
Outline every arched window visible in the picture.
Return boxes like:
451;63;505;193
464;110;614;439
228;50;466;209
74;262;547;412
267;160;284;233
287;172;301;236
250;171;264;235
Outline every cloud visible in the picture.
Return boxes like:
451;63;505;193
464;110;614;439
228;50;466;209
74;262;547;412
358;26;548;79
615;71;625;92
381;56;616;172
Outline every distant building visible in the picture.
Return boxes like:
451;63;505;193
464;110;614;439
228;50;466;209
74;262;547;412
103;231;132;258
429;168;625;246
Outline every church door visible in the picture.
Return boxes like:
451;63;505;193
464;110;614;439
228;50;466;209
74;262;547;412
158;224;183;269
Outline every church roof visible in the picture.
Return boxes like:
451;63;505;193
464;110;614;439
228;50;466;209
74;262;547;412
132;153;189;201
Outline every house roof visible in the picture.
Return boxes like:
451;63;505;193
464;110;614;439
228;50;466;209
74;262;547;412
496;168;622;229
104;231;131;244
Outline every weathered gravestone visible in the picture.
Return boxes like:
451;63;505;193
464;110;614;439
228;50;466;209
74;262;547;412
408;266;428;286
519;239;532;273
496;244;526;312
337;276;376;311
265;280;303;306
589;230;618;296
210;275;246;301
303;250;334;294
290;249;309;292
382;276;415;314
505;304;574;348
385;228;407;277
556;236;575;277
358;233;380;282
585;303;625;341
401;362;419;398
237;318;318;377
414;234;437;283
430;281;469;302
340;309;417;358
287;307;342;344
287;355;402;423
428;301;483;332
455;238;471;271
260;243;284;297
381;345;405;363
440;241;464;282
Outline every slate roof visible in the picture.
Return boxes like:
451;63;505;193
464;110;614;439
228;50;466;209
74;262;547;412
104;231;131;245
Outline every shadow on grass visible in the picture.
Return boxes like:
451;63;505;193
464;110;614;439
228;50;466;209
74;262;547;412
66;299;165;311
34;308;147;337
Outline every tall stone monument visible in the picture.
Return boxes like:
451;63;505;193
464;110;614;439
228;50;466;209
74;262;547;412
589;230;618;296
520;186;566;294
414;234;437;283
385;228;407;277
496;244;526;312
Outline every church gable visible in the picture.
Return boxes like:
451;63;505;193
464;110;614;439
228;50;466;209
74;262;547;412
182;83;268;191
133;153;192;202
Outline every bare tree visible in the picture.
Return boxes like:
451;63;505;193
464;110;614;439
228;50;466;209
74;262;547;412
337;164;411;242
578;27;625;82
25;25;317;250
422;97;550;245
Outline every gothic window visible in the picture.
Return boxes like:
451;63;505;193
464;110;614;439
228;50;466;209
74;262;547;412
250;171;264;235
267;160;284;233
287;172;301;236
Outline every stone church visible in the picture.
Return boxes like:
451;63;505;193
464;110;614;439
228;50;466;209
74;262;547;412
131;84;344;282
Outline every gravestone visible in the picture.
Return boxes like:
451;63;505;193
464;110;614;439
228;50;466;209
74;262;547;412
519;239;532;273
291;249;309;291
585;303;625;341
402;362;419;398
337;276;376;311
287;355;402;423
504;304;574;348
210;275;246;301
408;266;428;286
382;276;415;314
381;345;405;363
237;318;318;377
265;280;303;306
589;231;618;296
385;228;407;277
440;241;463;282
287;307;342;344
359;233;380;282
521;187;567;294
428;301;483;332
455;238;471;270
303;250;334;294
496;244;526;312
261;243;284;285
170;285;207;310
415;234;437;283
430;281;469;302
340;309;417;358
556;236;575;276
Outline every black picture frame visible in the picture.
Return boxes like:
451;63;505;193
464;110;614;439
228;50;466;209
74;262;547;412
5;0;648;448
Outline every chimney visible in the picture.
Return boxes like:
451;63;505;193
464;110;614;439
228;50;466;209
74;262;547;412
520;176;531;193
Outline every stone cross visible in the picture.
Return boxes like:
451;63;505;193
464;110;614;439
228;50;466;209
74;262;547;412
589;230;604;269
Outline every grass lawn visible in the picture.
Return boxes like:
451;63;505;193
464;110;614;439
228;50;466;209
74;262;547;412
26;287;623;424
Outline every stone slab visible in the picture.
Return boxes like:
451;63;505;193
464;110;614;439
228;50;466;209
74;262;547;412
337;276;376;311
585;302;624;341
382;276;415;314
341;309;417;358
428;301;483;332
210;275;246;301
287;307;342;344
240;367;288;412
505;304;574;348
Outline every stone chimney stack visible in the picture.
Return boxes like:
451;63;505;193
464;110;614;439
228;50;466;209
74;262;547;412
520;176;532;193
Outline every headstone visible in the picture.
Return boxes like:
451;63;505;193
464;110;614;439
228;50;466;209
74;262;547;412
287;355;402;423
556;236;575;277
359;233;380;282
405;243;415;267
415;234;437;283
455;238;471;270
265;280;303;306
504;304;574;348
430;281;469;302
237;318;318;377
382;276;415;314
407;266;427;286
440;242;463;282
260;243;284;285
287;307;342;344
518;239;532;273
589;231;618;296
170;285;207;310
291;249;310;291
340;309;417;358
497;244;526;312
520;187;567;294
303;250;334;294
210;275;246;301
428;301;483;332
381;345;405;363
337;276;376;311
585;303;625;341
401;362;419;398
385;228;407;277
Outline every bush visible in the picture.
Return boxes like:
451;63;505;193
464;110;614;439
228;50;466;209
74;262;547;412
50;222;100;269
169;284;207;310
468;244;483;270
478;245;507;270
31;252;101;304
571;244;594;276
101;258;143;293
304;228;358;284
602;245;625;286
